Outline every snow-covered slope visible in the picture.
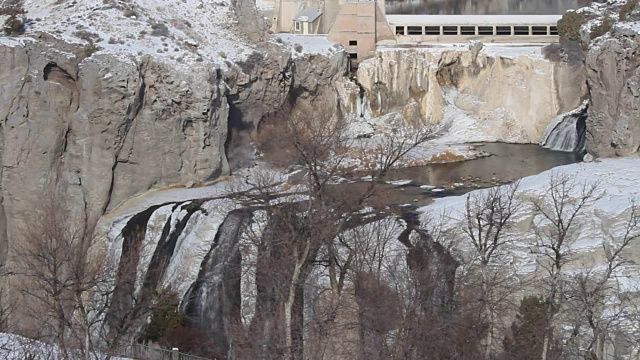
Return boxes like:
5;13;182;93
21;0;256;69
421;157;640;283
0;333;131;360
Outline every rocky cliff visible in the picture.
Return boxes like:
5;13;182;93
0;36;232;262
353;45;586;144
0;1;348;263
578;0;640;156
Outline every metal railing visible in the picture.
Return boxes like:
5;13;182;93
116;344;214;360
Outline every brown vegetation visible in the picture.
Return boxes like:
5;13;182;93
1;0;25;36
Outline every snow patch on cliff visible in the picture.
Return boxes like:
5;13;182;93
22;0;254;69
161;199;235;298
273;34;342;58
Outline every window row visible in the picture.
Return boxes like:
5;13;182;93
394;25;559;36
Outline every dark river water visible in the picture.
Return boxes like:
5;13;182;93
373;143;581;207
385;0;578;15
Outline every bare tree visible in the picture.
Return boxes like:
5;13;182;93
10;197;152;359
461;182;522;359
530;173;602;360
249;99;445;360
563;201;640;360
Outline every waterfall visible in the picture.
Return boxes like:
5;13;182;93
541;102;588;153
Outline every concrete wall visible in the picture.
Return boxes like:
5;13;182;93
375;2;395;42
321;0;346;33
278;0;301;32
327;1;377;62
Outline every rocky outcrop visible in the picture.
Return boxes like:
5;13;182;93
580;0;640;156
0;32;348;265
0;37;231;261
354;45;586;143
585;23;640;156
226;43;348;169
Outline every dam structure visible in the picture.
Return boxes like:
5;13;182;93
387;14;560;43
264;0;575;62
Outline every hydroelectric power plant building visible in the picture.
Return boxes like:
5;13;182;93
264;0;577;62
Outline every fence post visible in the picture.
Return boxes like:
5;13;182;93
172;347;180;360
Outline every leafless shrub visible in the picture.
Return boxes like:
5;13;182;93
1;0;25;36
562;201;640;360
150;23;169;37
123;8;138;18
73;30;102;44
542;42;583;65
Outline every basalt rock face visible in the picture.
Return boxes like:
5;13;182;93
581;1;640;157
0;37;231;262
225;45;348;169
0;36;348;264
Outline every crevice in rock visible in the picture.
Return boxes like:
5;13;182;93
103;67;146;213
43;62;77;92
224;94;255;173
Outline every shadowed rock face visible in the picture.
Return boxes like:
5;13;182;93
386;0;578;15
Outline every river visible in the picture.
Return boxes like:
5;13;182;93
371;142;581;207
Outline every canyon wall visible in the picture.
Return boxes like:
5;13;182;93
0;37;231;261
578;0;640;157
0;34;347;265
353;45;586;143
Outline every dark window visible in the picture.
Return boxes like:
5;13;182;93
550;26;559;35
496;26;511;35
395;26;405;35
478;26;493;35
407;26;422;35
349;40;357;46
514;26;530;35
349;52;358;60
460;26;475;35
425;26;440;35
532;26;548;35
442;26;458;35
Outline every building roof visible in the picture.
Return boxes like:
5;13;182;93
294;8;322;22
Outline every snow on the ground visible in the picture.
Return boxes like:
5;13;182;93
272;34;342;58
20;0;255;69
617;21;640;33
100;178;241;227
420;157;640;277
0;333;131;360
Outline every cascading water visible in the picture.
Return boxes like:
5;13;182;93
541;102;588;153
